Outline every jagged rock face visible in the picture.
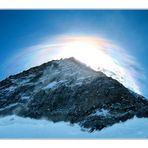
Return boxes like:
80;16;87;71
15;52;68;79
0;57;148;132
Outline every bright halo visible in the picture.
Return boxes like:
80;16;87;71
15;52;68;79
7;35;141;94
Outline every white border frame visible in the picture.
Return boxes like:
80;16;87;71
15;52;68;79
0;0;148;9
0;0;148;147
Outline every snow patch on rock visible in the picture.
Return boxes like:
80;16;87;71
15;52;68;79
92;109;110;116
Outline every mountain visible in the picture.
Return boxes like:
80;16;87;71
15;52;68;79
0;57;148;132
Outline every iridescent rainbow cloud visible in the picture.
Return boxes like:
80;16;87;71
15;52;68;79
6;35;142;94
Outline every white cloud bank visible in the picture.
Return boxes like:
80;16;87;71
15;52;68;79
0;115;148;138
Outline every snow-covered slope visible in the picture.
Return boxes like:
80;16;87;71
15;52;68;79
0;115;148;138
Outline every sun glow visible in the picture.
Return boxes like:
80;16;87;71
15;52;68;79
57;37;122;72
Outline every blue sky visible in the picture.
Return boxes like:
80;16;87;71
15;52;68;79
0;10;148;97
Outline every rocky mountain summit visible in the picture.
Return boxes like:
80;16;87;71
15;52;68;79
0;57;148;132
